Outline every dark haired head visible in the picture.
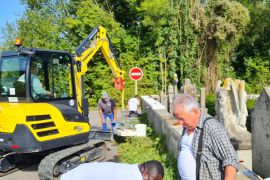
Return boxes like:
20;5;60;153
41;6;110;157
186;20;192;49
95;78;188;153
139;160;164;180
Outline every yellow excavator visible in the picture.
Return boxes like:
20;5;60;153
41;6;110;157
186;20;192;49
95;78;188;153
0;26;125;179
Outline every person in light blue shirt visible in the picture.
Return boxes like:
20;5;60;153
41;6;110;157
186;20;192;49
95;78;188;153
18;65;51;98
60;160;164;180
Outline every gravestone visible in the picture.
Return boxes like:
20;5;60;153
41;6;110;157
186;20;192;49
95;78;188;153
200;87;207;113
252;87;270;178
215;78;251;149
182;79;197;98
159;91;168;110
167;84;174;113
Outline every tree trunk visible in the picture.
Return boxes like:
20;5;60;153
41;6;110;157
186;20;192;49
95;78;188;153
203;39;217;94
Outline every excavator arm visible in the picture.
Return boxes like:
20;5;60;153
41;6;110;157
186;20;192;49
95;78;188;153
74;26;125;112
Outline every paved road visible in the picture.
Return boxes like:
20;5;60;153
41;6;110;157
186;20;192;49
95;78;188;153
1;110;124;180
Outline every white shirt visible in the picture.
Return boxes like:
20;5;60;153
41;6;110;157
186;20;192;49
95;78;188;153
128;98;139;111
60;162;143;180
178;131;196;180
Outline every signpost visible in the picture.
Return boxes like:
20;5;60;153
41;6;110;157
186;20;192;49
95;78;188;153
129;67;143;95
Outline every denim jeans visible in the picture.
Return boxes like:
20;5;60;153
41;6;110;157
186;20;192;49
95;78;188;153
102;113;115;132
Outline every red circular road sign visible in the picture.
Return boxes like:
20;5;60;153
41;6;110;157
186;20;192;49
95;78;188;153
129;67;143;81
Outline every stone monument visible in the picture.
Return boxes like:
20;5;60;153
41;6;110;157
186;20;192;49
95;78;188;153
159;90;168;110
215;78;251;149
252;87;270;178
167;84;174;113
182;79;197;98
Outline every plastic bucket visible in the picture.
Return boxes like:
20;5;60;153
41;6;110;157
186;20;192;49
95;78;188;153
135;124;147;137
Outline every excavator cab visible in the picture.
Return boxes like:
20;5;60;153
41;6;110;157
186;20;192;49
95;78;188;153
0;50;76;103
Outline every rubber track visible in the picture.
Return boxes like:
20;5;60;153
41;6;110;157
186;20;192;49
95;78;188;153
0;166;21;177
0;155;40;177
38;140;106;180
0;152;31;177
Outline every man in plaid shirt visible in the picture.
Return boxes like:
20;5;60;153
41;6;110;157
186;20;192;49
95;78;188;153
173;94;239;180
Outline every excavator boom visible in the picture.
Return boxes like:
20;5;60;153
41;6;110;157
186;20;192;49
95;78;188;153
73;26;125;113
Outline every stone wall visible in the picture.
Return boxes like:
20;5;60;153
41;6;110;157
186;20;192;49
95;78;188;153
252;87;270;178
141;96;183;157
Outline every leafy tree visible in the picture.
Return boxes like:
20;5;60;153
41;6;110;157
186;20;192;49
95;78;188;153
95;0;143;29
17;0;71;50
138;0;178;94
243;56;270;93
233;0;270;93
0;23;19;51
175;0;200;88
188;0;250;93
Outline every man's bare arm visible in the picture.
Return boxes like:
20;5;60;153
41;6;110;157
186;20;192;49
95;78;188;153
224;165;237;180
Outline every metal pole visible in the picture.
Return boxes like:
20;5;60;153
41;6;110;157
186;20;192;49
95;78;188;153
121;88;125;121
122;88;125;110
135;80;138;95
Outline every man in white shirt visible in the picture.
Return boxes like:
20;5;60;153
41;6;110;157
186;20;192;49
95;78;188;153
128;95;139;117
60;160;164;180
173;94;239;180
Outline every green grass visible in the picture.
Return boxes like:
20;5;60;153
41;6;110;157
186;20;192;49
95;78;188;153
117;114;178;180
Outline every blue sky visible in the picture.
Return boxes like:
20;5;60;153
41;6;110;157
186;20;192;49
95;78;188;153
0;0;25;42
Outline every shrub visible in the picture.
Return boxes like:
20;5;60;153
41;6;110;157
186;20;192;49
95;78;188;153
246;99;256;132
206;94;216;116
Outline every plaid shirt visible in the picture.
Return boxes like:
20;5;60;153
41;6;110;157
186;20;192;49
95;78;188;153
179;113;239;179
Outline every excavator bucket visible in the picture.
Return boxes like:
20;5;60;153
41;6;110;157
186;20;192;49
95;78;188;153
89;130;113;141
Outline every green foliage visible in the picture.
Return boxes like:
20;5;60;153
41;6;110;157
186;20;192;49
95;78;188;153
246;99;256;132
118;137;177;180
233;1;270;93
0;23;19;51
206;94;216;116
191;0;250;92
243;56;270;93
176;0;200;87
134;0;179;93
246;98;256;111
118;114;177;180
94;0;142;29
